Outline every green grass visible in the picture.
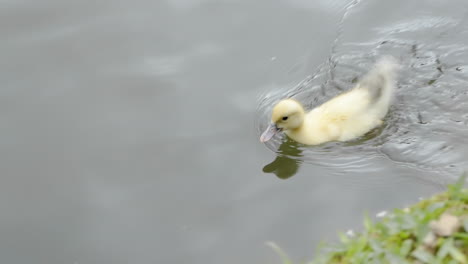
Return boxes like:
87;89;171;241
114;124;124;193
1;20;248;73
271;175;468;264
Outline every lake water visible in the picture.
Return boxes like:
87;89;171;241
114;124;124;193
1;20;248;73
1;0;468;263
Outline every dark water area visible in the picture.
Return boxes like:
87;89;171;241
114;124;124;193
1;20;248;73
1;0;468;263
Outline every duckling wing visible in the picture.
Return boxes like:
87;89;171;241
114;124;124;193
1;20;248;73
318;56;397;123
308;87;385;142
302;57;397;143
317;88;372;123
303;89;373;142
357;56;397;106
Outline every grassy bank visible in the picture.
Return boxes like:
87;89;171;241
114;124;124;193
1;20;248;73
272;176;468;264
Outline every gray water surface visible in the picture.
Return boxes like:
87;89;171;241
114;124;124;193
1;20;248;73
1;0;468;263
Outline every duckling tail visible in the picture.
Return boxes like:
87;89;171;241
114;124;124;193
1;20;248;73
359;56;399;104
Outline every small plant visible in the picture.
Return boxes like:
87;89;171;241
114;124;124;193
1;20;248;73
269;175;468;264
310;174;468;264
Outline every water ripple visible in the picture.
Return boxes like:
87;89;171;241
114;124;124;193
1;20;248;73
257;24;468;182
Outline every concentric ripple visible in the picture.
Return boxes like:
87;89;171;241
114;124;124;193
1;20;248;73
256;9;468;182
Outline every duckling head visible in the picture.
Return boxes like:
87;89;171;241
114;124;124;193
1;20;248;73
260;99;305;142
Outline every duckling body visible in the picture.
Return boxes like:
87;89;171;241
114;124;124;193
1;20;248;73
260;57;398;145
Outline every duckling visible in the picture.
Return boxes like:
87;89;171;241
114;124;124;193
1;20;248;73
260;57;398;145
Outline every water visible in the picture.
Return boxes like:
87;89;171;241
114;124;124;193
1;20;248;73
258;1;468;182
1;0;468;263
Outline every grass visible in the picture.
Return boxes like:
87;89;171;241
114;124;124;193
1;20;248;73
271;175;468;264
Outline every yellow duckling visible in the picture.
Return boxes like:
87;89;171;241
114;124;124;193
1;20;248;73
260;57;398;145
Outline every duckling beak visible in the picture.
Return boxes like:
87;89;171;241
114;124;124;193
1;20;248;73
260;123;282;142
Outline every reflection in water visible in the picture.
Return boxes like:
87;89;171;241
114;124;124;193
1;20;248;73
257;37;468;183
263;138;303;179
262;124;388;179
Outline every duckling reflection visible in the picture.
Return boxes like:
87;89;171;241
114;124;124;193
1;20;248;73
262;119;389;179
262;138;303;179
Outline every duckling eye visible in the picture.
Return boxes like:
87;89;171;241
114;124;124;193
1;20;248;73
282;116;288;121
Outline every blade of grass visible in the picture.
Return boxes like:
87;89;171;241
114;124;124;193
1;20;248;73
266;241;293;264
